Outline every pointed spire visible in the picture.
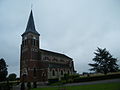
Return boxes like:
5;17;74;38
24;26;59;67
22;10;40;36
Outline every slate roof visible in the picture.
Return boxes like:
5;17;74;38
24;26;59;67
22;10;40;36
40;49;72;60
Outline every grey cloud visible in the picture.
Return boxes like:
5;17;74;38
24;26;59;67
0;0;120;76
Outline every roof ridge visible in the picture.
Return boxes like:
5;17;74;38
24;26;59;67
40;49;72;60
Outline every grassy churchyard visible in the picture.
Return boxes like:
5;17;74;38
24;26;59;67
31;82;120;90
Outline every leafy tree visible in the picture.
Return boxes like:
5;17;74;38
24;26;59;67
0;58;8;81
89;47;119;75
8;73;17;81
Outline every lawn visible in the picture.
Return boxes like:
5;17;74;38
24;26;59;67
31;82;120;90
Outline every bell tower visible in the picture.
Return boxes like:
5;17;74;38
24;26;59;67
20;10;40;82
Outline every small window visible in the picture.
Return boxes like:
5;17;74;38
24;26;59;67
42;72;46;77
33;39;36;46
43;57;50;61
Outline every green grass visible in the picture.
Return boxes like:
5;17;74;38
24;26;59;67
31;82;120;90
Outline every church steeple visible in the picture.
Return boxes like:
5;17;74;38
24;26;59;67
22;10;40;36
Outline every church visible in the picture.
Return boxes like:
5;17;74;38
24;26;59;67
20;10;75;83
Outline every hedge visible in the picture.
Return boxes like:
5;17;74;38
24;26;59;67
73;73;120;83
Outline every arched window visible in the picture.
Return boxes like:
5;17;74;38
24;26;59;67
33;39;36;46
33;68;36;77
61;70;63;75
32;39;36;46
68;70;70;75
42;72;46;77
32;37;36;46
52;70;55;76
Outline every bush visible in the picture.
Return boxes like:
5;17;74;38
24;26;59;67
48;78;59;84
60;80;66;84
50;80;66;86
0;81;13;90
62;74;80;81
8;73;17;81
73;73;120;83
70;74;80;79
67;79;73;83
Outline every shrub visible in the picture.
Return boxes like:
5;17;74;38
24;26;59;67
27;82;31;89
8;73;17;81
48;78;59;84
73;73;120;83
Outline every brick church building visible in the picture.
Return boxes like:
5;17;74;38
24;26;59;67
20;10;75;83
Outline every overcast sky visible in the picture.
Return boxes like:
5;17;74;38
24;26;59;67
0;0;120;76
